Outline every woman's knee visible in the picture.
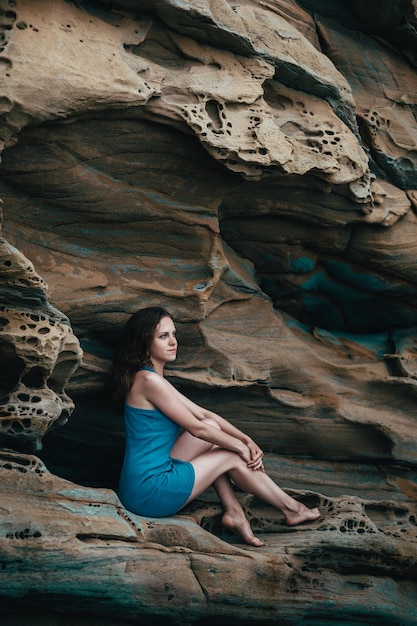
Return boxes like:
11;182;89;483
191;448;240;485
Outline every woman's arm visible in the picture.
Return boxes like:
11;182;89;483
167;379;264;468
134;371;252;462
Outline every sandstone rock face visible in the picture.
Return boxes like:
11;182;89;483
0;0;417;624
0;235;82;451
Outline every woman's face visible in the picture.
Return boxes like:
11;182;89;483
149;316;177;366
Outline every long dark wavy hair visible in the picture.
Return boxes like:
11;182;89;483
111;306;173;411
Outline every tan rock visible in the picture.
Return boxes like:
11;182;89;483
0;236;82;451
1;450;416;623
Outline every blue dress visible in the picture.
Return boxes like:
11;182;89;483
118;370;195;517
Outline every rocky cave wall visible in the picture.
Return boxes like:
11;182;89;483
0;0;417;624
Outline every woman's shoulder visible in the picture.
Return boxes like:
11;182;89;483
133;368;167;392
128;368;166;409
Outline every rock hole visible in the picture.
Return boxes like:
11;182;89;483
16;393;29;402
21;366;45;388
0;317;9;329
205;100;222;130
0;344;25;397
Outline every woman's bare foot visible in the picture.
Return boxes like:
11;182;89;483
222;510;265;547
284;502;320;526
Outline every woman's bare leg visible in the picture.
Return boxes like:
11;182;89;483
187;448;320;527
171;425;264;546
170;426;214;462
212;473;264;546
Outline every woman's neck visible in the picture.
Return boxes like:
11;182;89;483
150;361;164;377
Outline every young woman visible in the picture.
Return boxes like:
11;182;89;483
112;306;320;547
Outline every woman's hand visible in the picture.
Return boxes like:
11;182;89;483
246;440;265;472
237;441;252;464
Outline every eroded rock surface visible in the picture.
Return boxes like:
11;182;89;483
0;235;82;451
0;0;417;624
1;450;417;625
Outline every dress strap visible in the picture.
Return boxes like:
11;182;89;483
139;365;155;372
